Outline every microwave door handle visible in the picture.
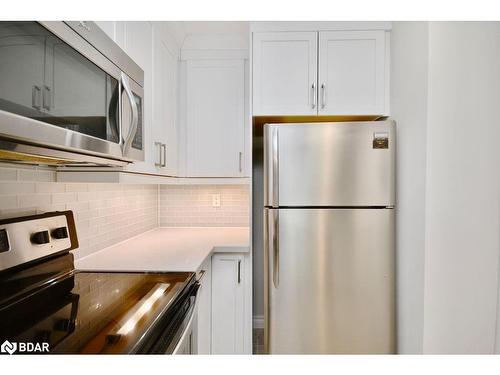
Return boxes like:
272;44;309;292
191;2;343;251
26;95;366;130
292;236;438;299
117;80;122;148
120;73;138;155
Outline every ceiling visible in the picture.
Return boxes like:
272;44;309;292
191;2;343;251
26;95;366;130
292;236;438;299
164;21;249;47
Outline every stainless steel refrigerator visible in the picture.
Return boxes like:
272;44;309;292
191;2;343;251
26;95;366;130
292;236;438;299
263;120;396;354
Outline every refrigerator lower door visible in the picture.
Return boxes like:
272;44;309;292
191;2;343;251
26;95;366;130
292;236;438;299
264;208;395;354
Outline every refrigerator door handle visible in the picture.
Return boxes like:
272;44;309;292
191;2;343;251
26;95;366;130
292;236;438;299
264;208;279;353
272;210;279;288
272;128;279;206
264;125;279;207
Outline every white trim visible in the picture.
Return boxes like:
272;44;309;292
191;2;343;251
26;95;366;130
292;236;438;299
181;49;249;60
250;21;392;33
253;315;264;329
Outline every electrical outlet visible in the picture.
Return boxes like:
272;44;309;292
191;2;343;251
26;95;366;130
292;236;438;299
212;194;221;208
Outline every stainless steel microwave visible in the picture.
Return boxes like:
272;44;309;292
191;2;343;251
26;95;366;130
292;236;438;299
0;21;144;166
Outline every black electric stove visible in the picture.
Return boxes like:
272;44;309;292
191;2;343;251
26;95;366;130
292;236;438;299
0;211;198;354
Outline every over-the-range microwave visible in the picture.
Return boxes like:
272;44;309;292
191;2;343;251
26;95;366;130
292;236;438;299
0;21;144;167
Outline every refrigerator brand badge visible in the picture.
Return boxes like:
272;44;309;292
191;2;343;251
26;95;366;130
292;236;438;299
373;132;389;149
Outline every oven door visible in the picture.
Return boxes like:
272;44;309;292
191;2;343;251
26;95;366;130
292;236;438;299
172;297;198;355
0;21;144;165
135;280;200;354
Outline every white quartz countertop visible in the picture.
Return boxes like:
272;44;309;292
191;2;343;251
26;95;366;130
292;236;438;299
75;227;250;273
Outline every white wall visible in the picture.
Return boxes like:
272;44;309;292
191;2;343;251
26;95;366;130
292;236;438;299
391;21;429;354
393;21;500;354
422;22;500;354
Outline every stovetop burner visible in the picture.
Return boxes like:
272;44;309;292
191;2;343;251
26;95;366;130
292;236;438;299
0;211;197;354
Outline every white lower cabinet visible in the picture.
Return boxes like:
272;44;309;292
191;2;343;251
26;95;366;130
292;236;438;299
210;254;245;354
196;257;212;354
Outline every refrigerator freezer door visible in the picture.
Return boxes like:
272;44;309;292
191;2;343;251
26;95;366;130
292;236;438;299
264;207;395;354
264;121;395;207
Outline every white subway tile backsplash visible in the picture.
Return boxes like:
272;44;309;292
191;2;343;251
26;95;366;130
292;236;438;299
0;164;249;261
36;182;66;193
77;191;97;202
0;182;36;195
52;192;78;204
17;169;36;182
0;195;18;210
65;183;89;192
19;193;51;208
159;184;249;227
0;164;158;260
0;168;18;181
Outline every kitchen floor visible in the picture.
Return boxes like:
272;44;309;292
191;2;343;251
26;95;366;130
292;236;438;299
253;328;264;354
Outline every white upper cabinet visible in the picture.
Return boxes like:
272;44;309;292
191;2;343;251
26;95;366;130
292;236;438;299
94;21;126;49
252;32;318;115
152;25;179;176
94;21;179;176
94;21;114;40
122;22;154;174
185;59;245;177
252;29;389;116
318;31;386;115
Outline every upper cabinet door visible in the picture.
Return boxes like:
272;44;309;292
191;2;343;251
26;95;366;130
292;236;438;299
153;28;178;176
318;31;387;115
122;22;154;173
253;32;318;115
186;59;245;177
94;21;126;50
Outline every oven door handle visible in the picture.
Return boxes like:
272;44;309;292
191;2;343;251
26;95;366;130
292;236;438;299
120;72;138;156
172;285;200;355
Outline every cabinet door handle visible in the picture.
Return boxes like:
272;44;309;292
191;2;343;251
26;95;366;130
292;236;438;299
237;259;241;284
161;143;167;167
154;141;162;167
320;83;326;109
32;85;41;110
311;82;316;109
42;85;51;111
239;152;243;173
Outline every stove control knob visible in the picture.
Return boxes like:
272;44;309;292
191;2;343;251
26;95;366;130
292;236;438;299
31;230;50;245
52;226;69;240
